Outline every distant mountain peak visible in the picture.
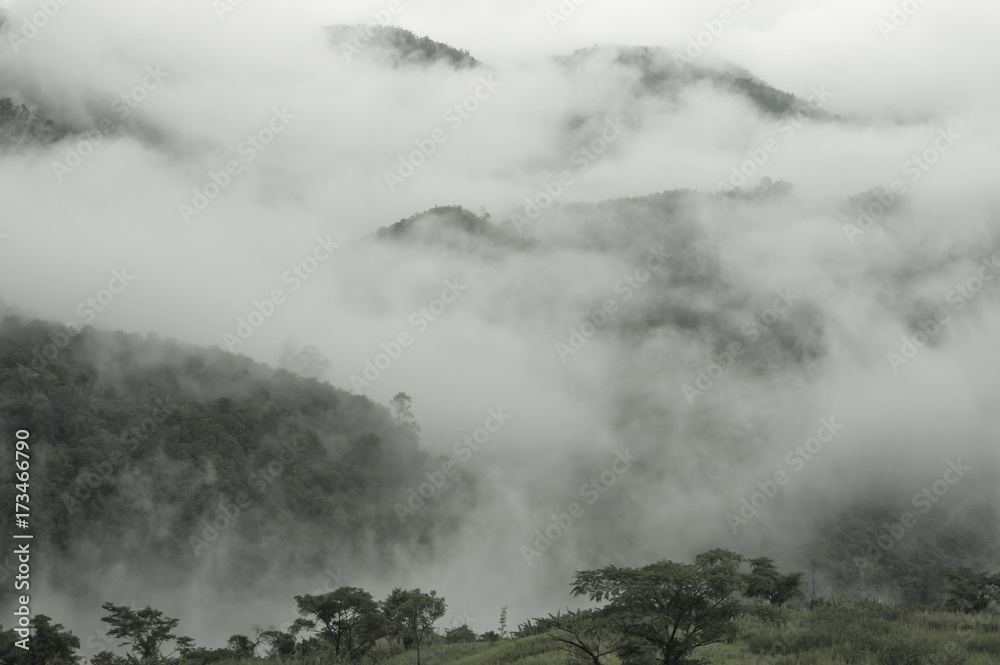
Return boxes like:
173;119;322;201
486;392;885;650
556;44;834;119
326;25;480;69
373;205;534;250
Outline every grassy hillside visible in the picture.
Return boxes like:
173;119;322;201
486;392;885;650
710;599;1000;664
33;604;995;665
384;634;566;665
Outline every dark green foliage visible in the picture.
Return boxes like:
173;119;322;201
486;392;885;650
513;619;549;638
227;633;260;659
99;602;182;659
261;629;296;656
382;588;416;649
0;615;80;665
445;625;479;643
89;650;127;665
536;609;618;665
0;316;462;590
294;587;388;660
569;549;749;665
944;567;1000;613
387;589;447;665
743;557;804;606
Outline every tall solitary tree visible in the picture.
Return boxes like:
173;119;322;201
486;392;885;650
99;603;182;660
570;549;748;665
387;589;446;665
743;557;804;607
389;392;421;434
295;587;387;660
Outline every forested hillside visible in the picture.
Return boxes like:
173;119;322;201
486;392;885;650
0;98;67;148
0;315;474;600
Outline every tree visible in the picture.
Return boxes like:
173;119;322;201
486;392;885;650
261;628;297;657
944;567;1000;613
743;557;804;606
380;587;413;646
389;393;420;433
0;615;80;665
99;603;182;660
387;589;446;665
89;652;126;665
295;587;387;659
514;619;549;638
445;624;478;643
229;626;267;658
570;549;748;665
228;632;261;659
537;609;618;665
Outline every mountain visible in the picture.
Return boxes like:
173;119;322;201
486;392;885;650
0;98;68;148
374;206;536;251
327;25;480;68
555;46;837;120
0;316;475;601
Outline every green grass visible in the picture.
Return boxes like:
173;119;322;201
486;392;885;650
101;605;1000;665
382;635;566;665
707;599;1000;665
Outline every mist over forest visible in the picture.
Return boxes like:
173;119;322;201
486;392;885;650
0;0;999;662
